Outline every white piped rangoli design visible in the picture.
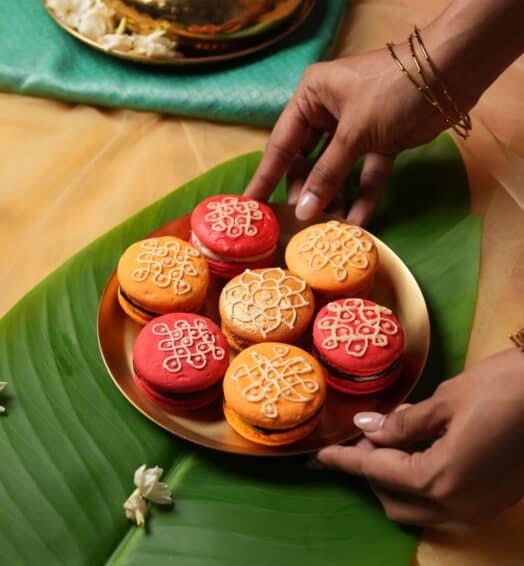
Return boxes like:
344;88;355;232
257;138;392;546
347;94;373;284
232;345;319;419
205;196;263;238
223;269;310;337
131;239;200;295
298;221;374;281
152;319;226;373
318;299;399;358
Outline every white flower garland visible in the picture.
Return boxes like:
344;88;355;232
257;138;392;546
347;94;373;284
46;0;180;58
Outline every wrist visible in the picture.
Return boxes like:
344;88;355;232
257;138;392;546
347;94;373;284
386;35;472;139
421;0;524;113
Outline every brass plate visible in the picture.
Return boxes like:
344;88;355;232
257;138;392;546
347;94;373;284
43;0;314;66
109;0;305;42
97;205;430;456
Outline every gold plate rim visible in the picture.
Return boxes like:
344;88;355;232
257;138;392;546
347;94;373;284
97;205;430;457
42;0;315;66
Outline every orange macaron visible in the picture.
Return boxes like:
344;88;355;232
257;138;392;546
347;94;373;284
285;220;378;300
219;267;315;351
223;343;326;446
117;236;209;325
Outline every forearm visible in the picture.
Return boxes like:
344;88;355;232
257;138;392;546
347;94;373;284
423;0;524;109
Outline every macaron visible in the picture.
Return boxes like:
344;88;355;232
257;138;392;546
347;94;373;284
312;298;404;395
219;267;315;351
190;194;279;279
285;220;378;300
117;236;209;325
223;343;326;446
133;313;229;410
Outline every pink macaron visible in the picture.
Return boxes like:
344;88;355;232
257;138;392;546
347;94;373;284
312;298;404;395
190;194;279;279
133;313;229;410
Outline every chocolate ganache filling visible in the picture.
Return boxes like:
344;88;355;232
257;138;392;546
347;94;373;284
313;348;401;383
240;408;322;436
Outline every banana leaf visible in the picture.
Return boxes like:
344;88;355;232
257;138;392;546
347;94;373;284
0;134;480;565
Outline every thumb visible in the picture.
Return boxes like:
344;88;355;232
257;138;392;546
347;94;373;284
354;397;450;448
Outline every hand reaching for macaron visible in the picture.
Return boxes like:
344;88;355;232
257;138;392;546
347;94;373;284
244;48;451;226
245;1;524;226
317;348;524;525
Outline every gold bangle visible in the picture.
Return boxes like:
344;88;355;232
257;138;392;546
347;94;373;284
413;26;472;132
510;328;524;351
386;42;434;104
387;28;472;140
387;40;464;136
408;33;471;139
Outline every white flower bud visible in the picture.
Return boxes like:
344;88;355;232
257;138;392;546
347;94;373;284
123;489;147;527
134;465;173;505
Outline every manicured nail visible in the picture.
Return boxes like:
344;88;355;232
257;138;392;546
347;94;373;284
296;191;321;221
354;412;385;432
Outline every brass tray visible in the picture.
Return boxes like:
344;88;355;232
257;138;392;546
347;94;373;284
43;0;314;66
98;205;430;456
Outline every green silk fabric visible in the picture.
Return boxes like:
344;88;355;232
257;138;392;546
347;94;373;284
0;1;346;127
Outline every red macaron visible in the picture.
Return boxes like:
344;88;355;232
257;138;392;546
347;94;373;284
133;313;229;410
190;194;279;279
312;298;404;395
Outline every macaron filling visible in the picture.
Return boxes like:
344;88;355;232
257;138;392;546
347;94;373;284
135;372;221;401
190;232;276;263
221;323;253;350
313;348;402;383
222;322;310;352
240;408;323;436
119;287;163;318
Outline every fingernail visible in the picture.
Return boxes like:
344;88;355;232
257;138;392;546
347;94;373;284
354;412;385;432
296;191;322;221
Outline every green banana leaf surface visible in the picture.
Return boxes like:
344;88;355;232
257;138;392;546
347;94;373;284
0;134;480;565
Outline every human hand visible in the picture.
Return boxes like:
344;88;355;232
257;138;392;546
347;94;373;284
317;348;524;525
245;44;453;226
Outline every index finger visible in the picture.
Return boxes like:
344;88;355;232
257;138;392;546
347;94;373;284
317;444;440;495
244;101;310;202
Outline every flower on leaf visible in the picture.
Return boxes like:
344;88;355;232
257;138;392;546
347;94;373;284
123;465;173;527
123;489;147;527
0;382;7;415
134;465;173;505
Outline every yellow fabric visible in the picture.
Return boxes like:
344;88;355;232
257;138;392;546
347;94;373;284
0;0;523;562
